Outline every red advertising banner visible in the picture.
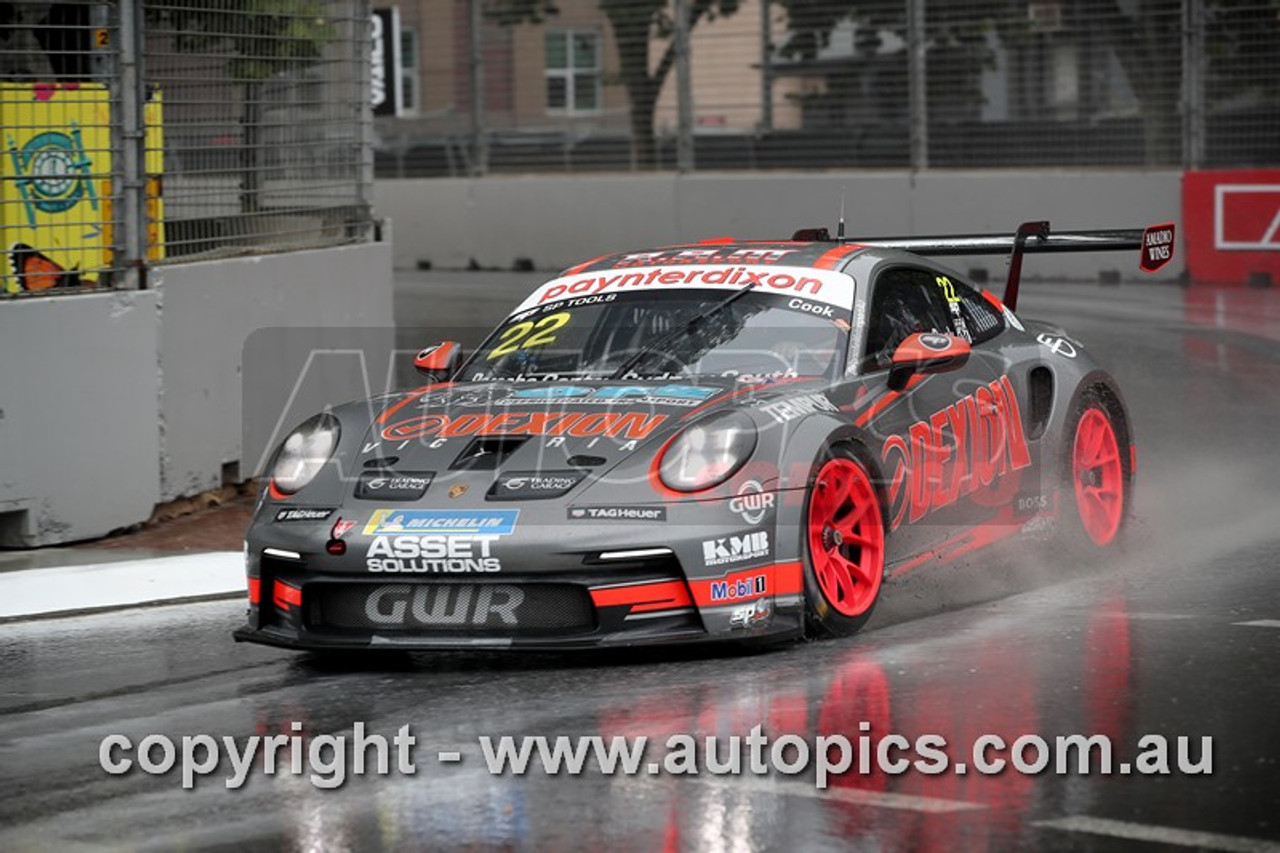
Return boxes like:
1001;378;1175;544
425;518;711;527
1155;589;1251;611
1184;170;1280;284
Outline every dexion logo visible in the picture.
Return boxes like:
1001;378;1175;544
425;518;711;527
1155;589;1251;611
702;531;770;567
381;411;667;443
880;375;1032;529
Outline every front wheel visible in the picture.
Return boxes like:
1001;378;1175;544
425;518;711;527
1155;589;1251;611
802;446;887;638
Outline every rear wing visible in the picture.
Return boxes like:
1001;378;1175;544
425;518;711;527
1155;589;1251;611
795;221;1176;311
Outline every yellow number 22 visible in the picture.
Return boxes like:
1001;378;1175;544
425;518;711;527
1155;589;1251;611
486;312;570;360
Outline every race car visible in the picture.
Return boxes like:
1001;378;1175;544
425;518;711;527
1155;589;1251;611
234;220;1175;651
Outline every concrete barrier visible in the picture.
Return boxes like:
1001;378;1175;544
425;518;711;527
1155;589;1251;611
0;239;393;548
375;170;1184;281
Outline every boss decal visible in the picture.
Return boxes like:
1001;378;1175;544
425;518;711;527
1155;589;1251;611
702;531;770;567
381;411;667;442
880;375;1032;529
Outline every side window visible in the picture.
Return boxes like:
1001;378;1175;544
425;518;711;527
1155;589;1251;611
862;267;956;370
945;276;1005;345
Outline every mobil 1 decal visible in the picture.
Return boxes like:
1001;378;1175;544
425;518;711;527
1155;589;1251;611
879;375;1032;529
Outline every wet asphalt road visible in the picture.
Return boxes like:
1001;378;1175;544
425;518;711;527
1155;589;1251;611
3;275;1280;851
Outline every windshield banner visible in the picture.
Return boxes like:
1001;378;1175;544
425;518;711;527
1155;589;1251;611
514;265;856;313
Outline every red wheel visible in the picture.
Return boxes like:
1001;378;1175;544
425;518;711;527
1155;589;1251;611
803;449;886;636
1071;407;1125;546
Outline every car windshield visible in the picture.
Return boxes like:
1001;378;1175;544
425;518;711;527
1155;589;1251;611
460;289;852;382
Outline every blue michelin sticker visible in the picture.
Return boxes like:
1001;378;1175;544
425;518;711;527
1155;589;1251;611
363;509;519;536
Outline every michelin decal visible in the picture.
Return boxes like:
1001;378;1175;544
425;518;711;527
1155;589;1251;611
364;510;518;573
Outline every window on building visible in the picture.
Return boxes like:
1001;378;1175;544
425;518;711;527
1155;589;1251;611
400;26;419;114
545;30;601;113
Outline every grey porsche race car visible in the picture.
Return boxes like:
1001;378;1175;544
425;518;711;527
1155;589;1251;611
234;221;1174;651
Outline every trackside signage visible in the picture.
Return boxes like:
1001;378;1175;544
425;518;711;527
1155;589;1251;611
1183;169;1280;284
513;265;856;313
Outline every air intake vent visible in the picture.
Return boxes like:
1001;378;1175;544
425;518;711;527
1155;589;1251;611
451;436;528;470
1027;366;1054;440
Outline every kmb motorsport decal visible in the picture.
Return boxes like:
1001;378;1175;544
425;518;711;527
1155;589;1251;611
703;531;770;567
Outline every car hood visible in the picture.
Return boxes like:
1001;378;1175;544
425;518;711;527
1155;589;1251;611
358;377;826;476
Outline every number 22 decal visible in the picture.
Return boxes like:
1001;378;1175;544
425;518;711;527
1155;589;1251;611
486;312;571;360
935;275;961;303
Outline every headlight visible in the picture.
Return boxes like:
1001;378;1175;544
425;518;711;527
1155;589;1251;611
271;413;340;495
658;411;757;492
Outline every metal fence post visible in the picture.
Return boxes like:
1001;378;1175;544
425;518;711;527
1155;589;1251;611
470;0;488;176
358;0;375;221
1182;0;1205;170
115;0;147;287
906;0;928;170
759;0;773;133
674;0;695;173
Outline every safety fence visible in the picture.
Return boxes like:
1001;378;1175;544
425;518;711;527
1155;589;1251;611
1;0;375;297
373;0;1280;177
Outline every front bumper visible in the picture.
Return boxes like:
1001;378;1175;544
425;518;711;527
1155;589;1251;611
234;505;806;651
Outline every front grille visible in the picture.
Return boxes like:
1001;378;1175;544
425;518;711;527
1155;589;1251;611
308;583;596;634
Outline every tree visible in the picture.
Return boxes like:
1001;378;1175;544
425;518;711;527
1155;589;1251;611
150;0;335;212
773;0;1013;122
489;0;740;168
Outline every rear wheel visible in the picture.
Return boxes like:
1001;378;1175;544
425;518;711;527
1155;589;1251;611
1063;389;1130;548
802;446;887;638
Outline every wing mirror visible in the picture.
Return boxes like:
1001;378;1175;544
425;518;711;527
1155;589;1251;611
887;333;970;391
414;341;463;381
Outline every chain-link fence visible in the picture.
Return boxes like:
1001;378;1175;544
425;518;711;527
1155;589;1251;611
1;0;375;298
2;1;124;294
374;0;1280;177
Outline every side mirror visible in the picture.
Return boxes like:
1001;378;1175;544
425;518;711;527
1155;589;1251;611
414;341;463;381
886;332;970;391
